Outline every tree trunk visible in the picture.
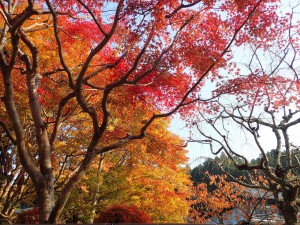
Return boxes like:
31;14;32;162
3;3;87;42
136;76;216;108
278;187;300;225
37;177;54;223
88;154;104;223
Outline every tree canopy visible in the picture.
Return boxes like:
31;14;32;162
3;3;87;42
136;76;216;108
190;1;300;223
0;0;291;223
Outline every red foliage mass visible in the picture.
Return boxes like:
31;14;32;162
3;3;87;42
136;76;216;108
16;207;39;224
94;205;152;223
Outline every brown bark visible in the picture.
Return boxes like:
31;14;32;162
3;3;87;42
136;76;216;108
279;188;300;225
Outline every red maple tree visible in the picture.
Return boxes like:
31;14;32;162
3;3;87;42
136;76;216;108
0;0;286;223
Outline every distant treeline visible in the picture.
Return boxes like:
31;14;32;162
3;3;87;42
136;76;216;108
190;149;300;187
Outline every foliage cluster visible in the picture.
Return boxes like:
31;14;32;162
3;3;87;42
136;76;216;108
94;205;151;223
62;120;192;223
16;208;39;224
190;171;281;224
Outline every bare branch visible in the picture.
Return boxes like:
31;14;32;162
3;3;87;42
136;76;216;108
45;0;74;88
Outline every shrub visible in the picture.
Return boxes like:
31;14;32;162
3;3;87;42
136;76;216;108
16;207;39;224
94;205;151;223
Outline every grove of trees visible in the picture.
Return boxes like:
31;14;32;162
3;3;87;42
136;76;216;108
0;0;299;224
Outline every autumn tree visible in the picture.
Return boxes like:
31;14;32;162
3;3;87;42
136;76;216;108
196;103;300;224
192;3;300;224
190;156;281;223
61;117;191;223
0;0;284;223
190;174;281;224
